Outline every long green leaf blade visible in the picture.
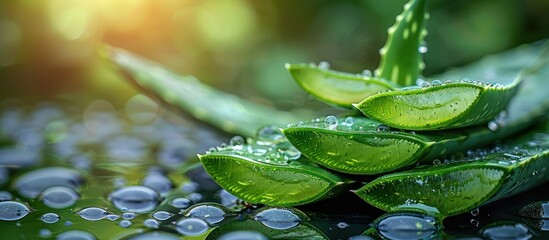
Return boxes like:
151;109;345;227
285;63;396;108
283;43;549;175
375;0;428;86
107;47;314;137
354;123;549;217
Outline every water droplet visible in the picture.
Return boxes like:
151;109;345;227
532;171;538;176
324;115;338;130
0;191;13;201
256;125;284;145
418;41;428;53
57;230;96;240
431;80;441;86
13;167;84;199
471;208;480;217
175;218;209;236
0;201;31;221
229;136;245;150
64;221;72;226
122;212;136;220
337;222;349;229
361;69;372;77
141;172;173;196
106;214;120;221
376;213;438;240
125;231;180;240
432;159;441;165
185;204;226;224
254;208;301;230
39;186;80;209
488;121;499;131
280;145;301;161
445;80;453;84
376;124;390;132
109;186;160;213
144;218;160;229
41;213;60;224
152;211;173;221
78;207;108;221
482;223;531;239
343;116;355;126
318;61;330;69
171;198;191;209
39;229;52;238
470;219;480;227
218;231;269;240
421;81;431;88
119;219;132;228
181;182;199;194
188;193;203;202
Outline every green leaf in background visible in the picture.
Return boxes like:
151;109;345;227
375;0;428;86
197;128;351;206
354;120;549;217
107;47;315;137
285;63;396;108
283;43;549;175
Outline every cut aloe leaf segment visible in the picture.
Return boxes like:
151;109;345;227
283;43;549;175
354;121;549;217
285;63;396;109
198;133;351;206
355;43;548;131
375;0;428;86
107;47;315;137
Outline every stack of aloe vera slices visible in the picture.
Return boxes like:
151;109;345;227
109;0;549;218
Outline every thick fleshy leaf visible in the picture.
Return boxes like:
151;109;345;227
356;42;547;131
285;63;396;108
375;0;428;86
198;139;351;207
354;121;549;217
108;47;315;137
284;43;549;175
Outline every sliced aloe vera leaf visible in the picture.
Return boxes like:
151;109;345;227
354;123;549;217
284;43;549;175
283;117;432;175
198;140;351;207
206;219;328;240
107;47;314;137
356;42;548;131
375;0;428;86
285;63;396;108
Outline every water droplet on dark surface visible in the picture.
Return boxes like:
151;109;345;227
375;213;438;240
39;186;80;209
0;201;31;221
78;207;108;221
175;218;209;236
482;223;531;240
13;167;83;199
254;208;301;230
109;186;160;213
185;204;226;224
41;212;60;224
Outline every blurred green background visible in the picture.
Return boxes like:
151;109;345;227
0;0;548;110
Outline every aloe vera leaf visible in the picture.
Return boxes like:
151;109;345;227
283;43;549;175
375;0;428;86
356;42;548;131
354;122;549;217
205;219;328;240
197;140;351;207
107;47;315;137
285;63;397;108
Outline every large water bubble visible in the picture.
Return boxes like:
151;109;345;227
39;186;80;209
254;208;302;230
109;186;160;213
0;201;31;221
175;218;209;236
13;167;84;199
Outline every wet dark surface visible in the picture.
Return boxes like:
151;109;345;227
1;100;549;239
